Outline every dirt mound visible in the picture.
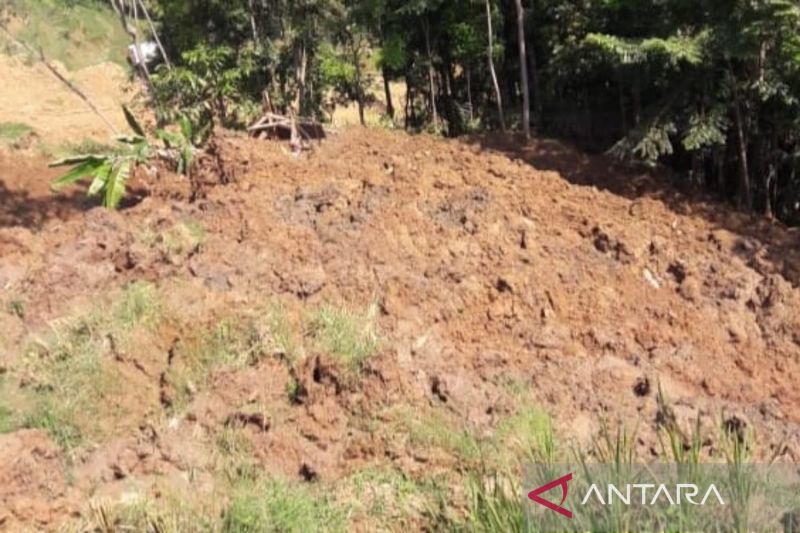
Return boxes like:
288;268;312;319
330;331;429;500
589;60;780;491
1;128;799;529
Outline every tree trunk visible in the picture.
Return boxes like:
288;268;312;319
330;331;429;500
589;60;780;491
383;67;394;119
293;40;307;116
485;0;505;131
423;19;438;129
466;66;473;122
130;0;151;85
514;0;530;139
291;39;308;149
729;67;752;210
404;76;411;129
354;46;365;126
526;29;541;125
248;0;260;42
137;0;171;68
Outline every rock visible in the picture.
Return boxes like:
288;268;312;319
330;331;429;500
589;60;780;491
678;277;702;302
727;321;748;344
643;268;662;289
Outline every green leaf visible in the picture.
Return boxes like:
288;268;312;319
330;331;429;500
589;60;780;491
49;154;103;167
179;116;193;143
181;145;194;175
87;161;113;196
157;129;181;148
51;158;107;189
122;105;146;137
104;159;131;208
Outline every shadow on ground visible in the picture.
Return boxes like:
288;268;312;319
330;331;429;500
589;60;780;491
0;179;95;229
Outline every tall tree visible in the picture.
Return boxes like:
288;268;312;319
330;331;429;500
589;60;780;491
485;0;505;131
514;0;530;138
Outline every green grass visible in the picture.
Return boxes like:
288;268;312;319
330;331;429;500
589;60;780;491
56;138;127;157
19;282;161;452
82;493;216;533
0;403;16;433
340;467;448;527
223;477;345;533
397;406;483;463
165;318;266;411
22;312;107;451
3;0;134;70
306;304;380;371
140;220;207;261
266;303;297;359
7;297;26;319
113;281;162;330
0;121;34;143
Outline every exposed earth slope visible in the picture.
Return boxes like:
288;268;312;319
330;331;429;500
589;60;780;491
0;128;799;530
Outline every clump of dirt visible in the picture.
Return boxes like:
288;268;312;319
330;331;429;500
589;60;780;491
1;127;800;529
0;430;79;529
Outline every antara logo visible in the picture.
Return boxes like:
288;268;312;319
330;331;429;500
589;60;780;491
527;473;574;518
527;473;726;519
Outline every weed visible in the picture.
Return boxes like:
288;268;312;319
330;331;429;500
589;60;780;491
83;494;216;533
266;303;297;359
285;375;302;404
57;138;127;157
0;403;16;433
214;425;258;484
7;298;25;319
722;420;755;533
19;284;161;452
399;406;482;463
0;121;34;142
141;219;206;260
22;314;106;451
340;467;445;527
113;281;162;330
466;473;532;533
165;319;266;410
496;408;554;463
306;304;380;371
223;477;345;533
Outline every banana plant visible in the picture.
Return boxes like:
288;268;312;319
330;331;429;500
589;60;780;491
50;106;151;209
157;115;210;176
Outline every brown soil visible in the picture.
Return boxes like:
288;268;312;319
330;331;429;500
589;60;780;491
0;54;135;148
1;128;799;530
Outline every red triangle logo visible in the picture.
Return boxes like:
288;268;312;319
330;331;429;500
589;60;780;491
527;472;573;518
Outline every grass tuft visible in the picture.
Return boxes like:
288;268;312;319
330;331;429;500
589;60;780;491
165;318;267;411
398;406;483;463
113;281;162;330
20;283;161;452
22;313;106;451
223;477;345;533
306;304;380;370
0;121;34;143
83;494;216;533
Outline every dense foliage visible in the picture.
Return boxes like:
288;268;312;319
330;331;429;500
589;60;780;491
132;0;800;224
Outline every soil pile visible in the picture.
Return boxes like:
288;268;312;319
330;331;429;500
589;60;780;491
0;128;799;529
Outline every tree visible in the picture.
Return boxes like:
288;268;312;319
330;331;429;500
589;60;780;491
514;0;530;138
485;0;505;131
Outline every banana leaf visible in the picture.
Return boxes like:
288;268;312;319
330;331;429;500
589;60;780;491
51;157;108;189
